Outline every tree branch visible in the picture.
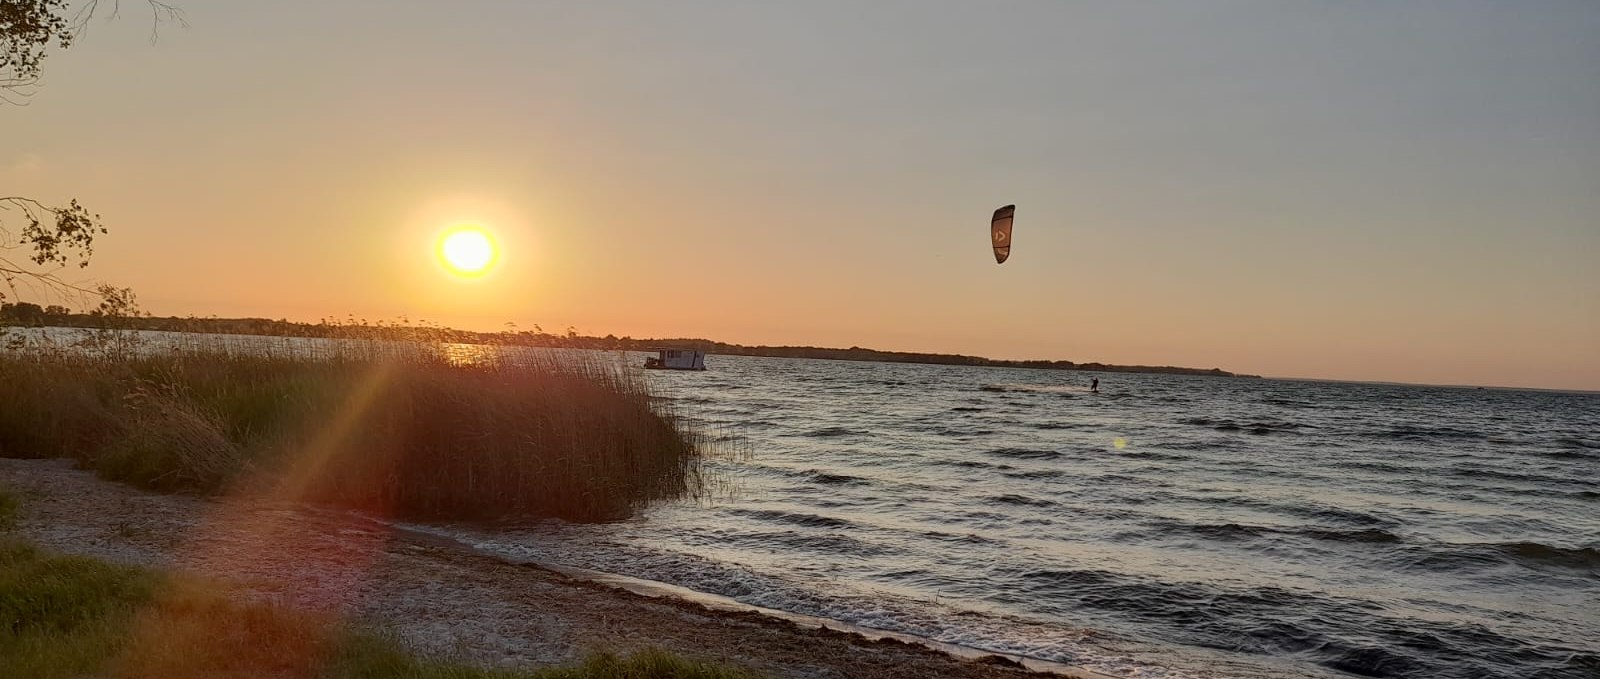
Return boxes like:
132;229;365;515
0;196;108;302
3;0;186;100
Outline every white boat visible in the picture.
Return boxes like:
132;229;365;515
644;348;707;371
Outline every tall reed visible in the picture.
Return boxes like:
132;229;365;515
0;330;711;522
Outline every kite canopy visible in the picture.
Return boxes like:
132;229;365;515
991;204;1015;264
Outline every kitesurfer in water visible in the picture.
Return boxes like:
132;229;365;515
1090;377;1100;393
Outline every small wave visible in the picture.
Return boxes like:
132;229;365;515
1320;644;1426;678
742;531;891;556
921;530;995;545
948;511;1013;528
800;426;861;438
1015;555;1596;677
1157;438;1246;451
729;508;855;529
1159;521;1267;541
1377;425;1487;441
1488;542;1600;571
1444;465;1570;488
985;447;1061;460
1395;540;1600;576
987;494;1058;508
1259;397;1312;408
1116;450;1191;462
1001;469;1066;480
875;568;931;580
1537;449;1596;461
1017;567;1119;588
943;459;1005;470
1090;473;1168;487
1151;520;1403;545
1285;504;1395;527
1555;437;1600;450
1031;422;1081;430
1177;495;1393;527
927;427;995;438
1184;417;1307;435
1330;459;1415;475
979;383;1084;394
807;471;869;486
1300;528;1402;544
997;563;1591;678
1184;493;1278;510
950;406;985;413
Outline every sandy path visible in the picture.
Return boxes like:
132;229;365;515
1;458;1084;679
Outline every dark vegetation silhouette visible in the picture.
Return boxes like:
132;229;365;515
0;331;716;522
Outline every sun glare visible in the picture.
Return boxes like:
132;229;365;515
437;226;498;277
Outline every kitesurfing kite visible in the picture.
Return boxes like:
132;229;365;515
991;204;1015;264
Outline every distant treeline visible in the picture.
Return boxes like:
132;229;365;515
626;339;1250;377
0;303;1253;377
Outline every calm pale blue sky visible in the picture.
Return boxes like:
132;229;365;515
4;1;1597;389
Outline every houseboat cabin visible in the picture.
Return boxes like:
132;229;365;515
644;349;707;371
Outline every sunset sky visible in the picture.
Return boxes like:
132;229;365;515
4;1;1597;389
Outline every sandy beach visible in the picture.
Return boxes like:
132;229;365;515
0;457;1104;679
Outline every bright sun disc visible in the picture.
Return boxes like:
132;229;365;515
438;227;497;276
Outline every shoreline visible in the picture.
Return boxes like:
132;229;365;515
387;523;1121;679
0;458;1107;679
0;457;1329;679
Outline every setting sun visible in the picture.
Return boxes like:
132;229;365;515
437;226;498;277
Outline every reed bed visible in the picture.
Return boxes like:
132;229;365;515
0;328;712;522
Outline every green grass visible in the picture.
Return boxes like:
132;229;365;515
0;496;757;679
0;540;759;679
0;338;711;522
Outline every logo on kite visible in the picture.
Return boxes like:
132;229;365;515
991;204;1014;264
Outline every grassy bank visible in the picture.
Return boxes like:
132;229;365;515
0;486;756;679
0;338;708;522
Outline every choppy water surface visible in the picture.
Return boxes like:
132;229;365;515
452;357;1595;677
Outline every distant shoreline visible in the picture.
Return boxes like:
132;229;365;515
0;310;1257;378
1261;375;1600;395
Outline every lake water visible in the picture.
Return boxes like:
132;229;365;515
9;329;1594;677
441;355;1599;679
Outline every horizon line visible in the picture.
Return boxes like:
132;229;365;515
6;306;1597;393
